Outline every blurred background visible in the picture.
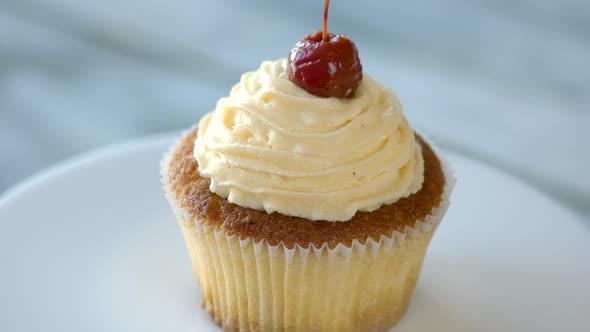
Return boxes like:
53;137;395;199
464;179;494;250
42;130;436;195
0;0;588;219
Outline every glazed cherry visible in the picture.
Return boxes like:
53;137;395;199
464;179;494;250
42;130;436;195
287;0;362;98
288;31;362;98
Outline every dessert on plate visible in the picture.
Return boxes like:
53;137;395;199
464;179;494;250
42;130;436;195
161;2;454;331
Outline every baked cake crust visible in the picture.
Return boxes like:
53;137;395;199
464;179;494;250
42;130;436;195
165;127;445;249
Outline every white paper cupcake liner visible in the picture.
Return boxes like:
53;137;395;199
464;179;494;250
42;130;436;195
161;131;455;331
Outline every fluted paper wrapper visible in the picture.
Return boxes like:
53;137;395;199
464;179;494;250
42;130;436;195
162;140;454;332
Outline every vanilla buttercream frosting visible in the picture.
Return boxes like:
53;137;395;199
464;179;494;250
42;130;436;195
194;59;424;221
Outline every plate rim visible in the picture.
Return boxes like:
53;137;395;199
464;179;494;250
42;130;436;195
0;132;177;211
0;131;585;228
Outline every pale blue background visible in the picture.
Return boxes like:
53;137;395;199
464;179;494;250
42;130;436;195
0;0;588;218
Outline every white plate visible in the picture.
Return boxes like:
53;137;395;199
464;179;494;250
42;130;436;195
0;135;588;332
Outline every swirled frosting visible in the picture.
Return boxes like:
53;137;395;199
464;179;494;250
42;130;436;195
194;59;424;221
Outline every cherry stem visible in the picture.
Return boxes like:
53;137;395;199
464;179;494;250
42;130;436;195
323;0;330;41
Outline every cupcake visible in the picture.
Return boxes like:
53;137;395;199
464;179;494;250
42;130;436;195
161;7;453;332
